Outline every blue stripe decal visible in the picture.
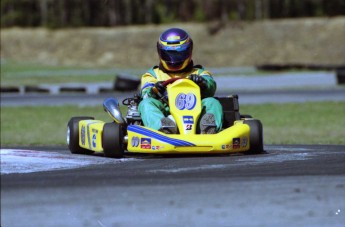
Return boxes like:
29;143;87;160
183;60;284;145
141;82;154;91
128;125;195;146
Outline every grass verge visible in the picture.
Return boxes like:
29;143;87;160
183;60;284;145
1;61;298;87
241;102;345;144
0;61;144;86
1;102;344;146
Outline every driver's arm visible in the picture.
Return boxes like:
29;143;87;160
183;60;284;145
199;70;217;97
140;72;157;99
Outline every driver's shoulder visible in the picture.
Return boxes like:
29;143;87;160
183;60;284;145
192;65;212;77
145;65;160;79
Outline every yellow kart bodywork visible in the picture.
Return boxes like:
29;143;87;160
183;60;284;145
126;121;250;154
68;78;263;157
78;120;105;153
167;79;202;135
78;119;250;154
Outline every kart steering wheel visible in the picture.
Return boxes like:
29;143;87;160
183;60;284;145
161;77;181;86
152;77;181;104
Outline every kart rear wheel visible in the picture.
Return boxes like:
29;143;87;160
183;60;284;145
102;122;125;158
67;116;94;155
240;114;253;119
243;119;264;154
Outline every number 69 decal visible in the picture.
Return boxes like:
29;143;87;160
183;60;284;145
175;93;197;110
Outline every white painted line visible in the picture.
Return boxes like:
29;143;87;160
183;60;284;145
0;149;135;175
148;152;316;174
238;153;313;164
148;164;228;173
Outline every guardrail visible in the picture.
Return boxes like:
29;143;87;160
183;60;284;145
256;64;345;85
1;68;343;95
0;75;141;95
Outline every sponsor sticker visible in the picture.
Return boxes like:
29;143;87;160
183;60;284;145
185;124;193;130
233;138;240;149
81;125;86;145
241;137;248;147
131;136;139;147
92;134;97;148
140;138;151;149
183;116;194;124
183;116;194;131
222;144;231;150
152;146;163;150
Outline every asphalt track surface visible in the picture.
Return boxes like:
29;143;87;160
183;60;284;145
1;145;345;226
2;77;345;226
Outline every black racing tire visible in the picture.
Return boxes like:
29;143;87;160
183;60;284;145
241;114;253;119
67;116;95;155
243;119;264;154
102;122;125;158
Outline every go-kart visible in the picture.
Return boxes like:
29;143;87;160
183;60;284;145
67;78;264;158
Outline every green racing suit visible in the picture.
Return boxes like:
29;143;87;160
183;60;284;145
139;64;223;132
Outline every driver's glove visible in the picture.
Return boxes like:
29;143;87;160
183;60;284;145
154;81;165;94
187;74;207;90
151;81;166;99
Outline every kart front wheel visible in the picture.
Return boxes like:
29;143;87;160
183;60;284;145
102;122;125;158
67;116;95;155
243;119;264;154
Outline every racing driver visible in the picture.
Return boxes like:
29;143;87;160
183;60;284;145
139;28;223;134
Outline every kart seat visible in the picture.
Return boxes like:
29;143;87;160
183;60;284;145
216;95;241;128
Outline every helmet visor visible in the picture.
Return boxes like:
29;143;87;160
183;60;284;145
158;43;192;64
